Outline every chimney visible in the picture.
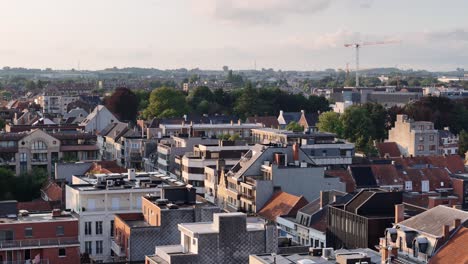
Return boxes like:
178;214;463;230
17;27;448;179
395;204;404;224
454;219;461;229
292;143;299;162
320;191;330;209
230;120;233;126
128;168;136;180
443;225;450;239
238;119;241;125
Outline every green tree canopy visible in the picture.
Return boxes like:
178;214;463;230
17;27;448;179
285;121;304;132
143;87;188;119
317;111;343;137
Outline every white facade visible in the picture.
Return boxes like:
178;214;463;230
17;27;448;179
66;176;161;262
36;95;78;115
80;105;118;133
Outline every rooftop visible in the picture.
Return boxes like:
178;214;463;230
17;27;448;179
178;213;266;235
0;211;77;224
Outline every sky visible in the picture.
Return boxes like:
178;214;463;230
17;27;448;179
0;0;467;71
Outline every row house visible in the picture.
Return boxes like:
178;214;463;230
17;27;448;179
379;205;468;263
112;186;219;262
0;201;80;264
211;144;347;214
65;170;187;262
159;122;262;138
0;129;98;176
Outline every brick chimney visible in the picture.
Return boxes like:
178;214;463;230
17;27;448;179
292;143;299;162
320;191;330;209
443;225;450;239
453;219;461;229
395;204;404;224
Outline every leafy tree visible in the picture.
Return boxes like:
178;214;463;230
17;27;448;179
0;168;48;201
317;111;343;137
187;86;215;114
458;130;468;157
143;87;188;119
285;121;304;132
0;168;15;200
229;133;241;141
363;103;387;140
341;106;375;151
234;82;258;118
105;87;139;122
134;90;150;111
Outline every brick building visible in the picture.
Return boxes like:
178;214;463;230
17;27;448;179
112;186;219;262
0;201;80;264
146;212;277;264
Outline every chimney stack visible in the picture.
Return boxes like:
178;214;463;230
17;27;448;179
292;143;299;162
320;191;330;209
454;218;461;229
443;225;450;239
395;204;404;224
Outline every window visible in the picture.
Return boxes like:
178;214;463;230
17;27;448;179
58;248;66;257
24;249;31;260
429;145;436;151
85;241;92;254
422;181;429;192
85;222;92;235
95;221;103;235
429;135;434;141
20;153;27;162
418;145;424;151
24;227;33;238
96;241;103;255
405;181;413;191
31;141;47;150
110;220;114;237
419;136;424;142
56;226;64;236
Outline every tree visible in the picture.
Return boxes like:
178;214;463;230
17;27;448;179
459;130;468;157
317;111;343;137
363;103;387;140
105;87;139;122
0;168;15;200
187;86;215;114
134;90;150;112
234;82;258;118
285;121;304;132
341;106;375;151
143;87;188;119
0;167;48;201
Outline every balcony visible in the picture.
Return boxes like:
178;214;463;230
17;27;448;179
240;193;255;203
111;239;126;257
0;237;79;251
30;159;48;164
1;259;50;264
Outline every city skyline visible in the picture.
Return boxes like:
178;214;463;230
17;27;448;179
1;0;467;71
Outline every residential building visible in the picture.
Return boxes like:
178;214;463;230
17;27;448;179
249;248;382;264
65;170;186;262
155;137;218;174
36;94;79;115
175;141;252;193
451;173;468;210
438;127;459;155
379;205;468;263
326;189;405;249
246;116;279;129
297;110;319;131
0;201;80;264
159;122;262;138
145;212;277;264
251;129;355;165
80;105;118;133
277;110;302;129
111;186;219;262
388;114;439;157
0;129;98;176
214;144;347;214
429;221;468;264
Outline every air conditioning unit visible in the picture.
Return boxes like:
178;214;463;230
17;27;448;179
322;248;334;259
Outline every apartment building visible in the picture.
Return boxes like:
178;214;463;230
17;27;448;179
175;141;252;194
112;186;219;262
36;94;78;115
159;122;262;138
251;128;355;165
65;170;186;262
0;201;80;264
155;137;219;174
0;129;98;176
212;144;347;214
438;128;459;155
146;213;277;264
388;114;439;157
379;205;468;263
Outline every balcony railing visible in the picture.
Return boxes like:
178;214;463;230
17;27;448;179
0;237;79;250
240;193;255;201
111;239;126;257
1;259;50;264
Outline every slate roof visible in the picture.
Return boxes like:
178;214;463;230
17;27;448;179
398;206;468;237
259;191;309;221
246;116;279;128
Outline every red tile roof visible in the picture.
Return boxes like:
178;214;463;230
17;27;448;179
41;181;63;202
258;191;309;221
17;200;60;212
430;226;468;264
376;142;401;158
87;161;127;174
391;155;465;174
325;169;356;193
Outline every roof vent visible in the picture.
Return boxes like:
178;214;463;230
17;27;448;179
155;199;168;206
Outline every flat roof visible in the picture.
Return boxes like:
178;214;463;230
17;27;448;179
0;212;77;224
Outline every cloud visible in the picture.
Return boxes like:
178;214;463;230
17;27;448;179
194;0;333;24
